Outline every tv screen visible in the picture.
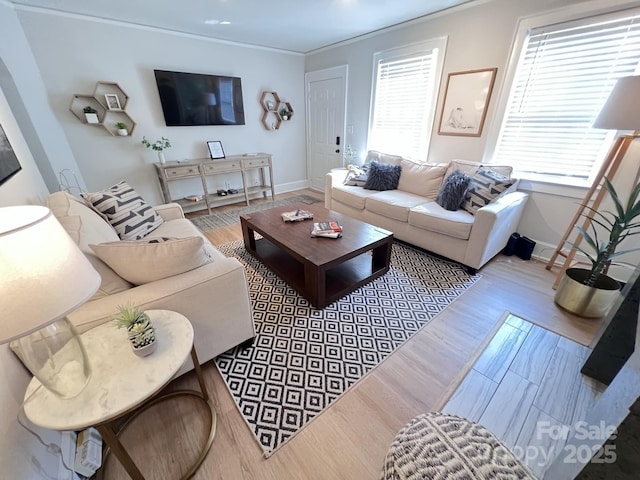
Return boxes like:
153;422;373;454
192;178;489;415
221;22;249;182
154;69;245;126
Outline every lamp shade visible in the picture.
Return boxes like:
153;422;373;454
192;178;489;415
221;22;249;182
0;205;100;343
593;75;640;130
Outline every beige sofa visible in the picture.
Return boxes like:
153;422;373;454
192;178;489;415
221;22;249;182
46;191;255;375
325;153;529;271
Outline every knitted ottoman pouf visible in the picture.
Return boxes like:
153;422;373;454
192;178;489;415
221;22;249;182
381;412;536;480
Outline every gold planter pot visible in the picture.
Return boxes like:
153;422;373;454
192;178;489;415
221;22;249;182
554;268;621;318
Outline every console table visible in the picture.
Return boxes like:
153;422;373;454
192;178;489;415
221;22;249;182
154;153;274;214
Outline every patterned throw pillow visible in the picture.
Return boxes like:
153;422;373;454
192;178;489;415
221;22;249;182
363;161;402;191
82;181;163;240
436;170;471;211
463;167;514;215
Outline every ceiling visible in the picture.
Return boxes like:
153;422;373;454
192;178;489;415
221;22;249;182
9;0;476;54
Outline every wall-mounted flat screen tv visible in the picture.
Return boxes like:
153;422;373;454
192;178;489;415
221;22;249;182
154;69;245;126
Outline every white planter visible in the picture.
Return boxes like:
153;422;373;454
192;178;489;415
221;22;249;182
117;128;128;136
157;151;166;164
85;113;99;124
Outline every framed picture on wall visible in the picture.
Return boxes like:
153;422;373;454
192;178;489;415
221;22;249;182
438;68;497;137
104;94;122;110
207;140;225;159
0;123;22;186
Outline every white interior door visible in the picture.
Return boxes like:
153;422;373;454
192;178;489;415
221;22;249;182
306;66;347;191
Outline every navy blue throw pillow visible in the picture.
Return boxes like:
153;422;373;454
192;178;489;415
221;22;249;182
363;162;402;191
436;170;471;211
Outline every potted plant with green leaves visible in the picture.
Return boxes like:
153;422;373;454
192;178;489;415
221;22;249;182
554;178;640;318
83;106;99;124
115;121;128;136
142;136;171;164
113;304;157;356
279;107;292;121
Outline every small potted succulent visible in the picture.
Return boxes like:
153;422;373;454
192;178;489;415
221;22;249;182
141;136;171;164
115;121;128;136
113;304;157;356
83;106;99;124
279;107;292;121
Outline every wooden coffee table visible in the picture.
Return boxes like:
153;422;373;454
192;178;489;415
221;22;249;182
241;202;393;308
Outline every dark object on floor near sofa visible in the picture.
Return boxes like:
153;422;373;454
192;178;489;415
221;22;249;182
515;236;535;260
504;232;521;256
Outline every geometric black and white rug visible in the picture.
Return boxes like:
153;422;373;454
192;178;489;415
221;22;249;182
215;240;480;457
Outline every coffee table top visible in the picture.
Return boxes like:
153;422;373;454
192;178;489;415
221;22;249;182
240;202;392;265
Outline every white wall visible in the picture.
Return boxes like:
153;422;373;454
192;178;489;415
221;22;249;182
14;8;307;205
0;1;86;194
0;52;67;480
305;0;640;280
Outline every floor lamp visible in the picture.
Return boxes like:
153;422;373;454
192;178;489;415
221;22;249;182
546;75;640;288
0;205;100;398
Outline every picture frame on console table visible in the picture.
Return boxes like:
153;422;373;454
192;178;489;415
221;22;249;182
438;67;497;137
207;140;225;159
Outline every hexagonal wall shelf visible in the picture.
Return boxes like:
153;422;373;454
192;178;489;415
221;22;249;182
69;81;136;136
260;91;293;130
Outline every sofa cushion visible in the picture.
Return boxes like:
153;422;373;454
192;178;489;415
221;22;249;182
332;184;378;210
463;167;515;215
445;159;513;179
397;160;447;200
82;181;163;240
47;191;119;253
436;170;471;211
409;202;474;240
366;191;428;222
90;236;213;285
365;150;403;166
364;162;402;191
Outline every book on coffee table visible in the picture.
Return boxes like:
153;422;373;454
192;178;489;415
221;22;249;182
311;221;343;238
281;209;314;222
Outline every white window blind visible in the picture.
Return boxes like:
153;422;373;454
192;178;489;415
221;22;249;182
369;40;446;160
493;12;640;185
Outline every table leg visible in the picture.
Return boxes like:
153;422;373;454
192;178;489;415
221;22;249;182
372;240;392;272
304;263;324;308
241;217;256;253
191;346;209;400
96;423;145;480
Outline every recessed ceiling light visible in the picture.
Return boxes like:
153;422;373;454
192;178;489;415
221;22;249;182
220;21;231;25
205;19;220;25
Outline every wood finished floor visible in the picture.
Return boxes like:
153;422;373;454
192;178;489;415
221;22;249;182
443;313;606;479
100;190;604;480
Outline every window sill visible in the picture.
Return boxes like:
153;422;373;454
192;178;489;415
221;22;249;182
516;178;592;199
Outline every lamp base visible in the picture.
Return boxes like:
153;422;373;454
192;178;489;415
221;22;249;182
12;317;91;399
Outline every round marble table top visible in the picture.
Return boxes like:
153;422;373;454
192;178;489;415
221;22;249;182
23;310;194;431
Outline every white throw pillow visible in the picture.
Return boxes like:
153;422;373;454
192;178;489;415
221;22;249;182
89;236;212;285
397;159;447;200
82;181;163;240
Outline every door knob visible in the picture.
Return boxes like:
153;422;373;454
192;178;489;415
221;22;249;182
336;149;340;153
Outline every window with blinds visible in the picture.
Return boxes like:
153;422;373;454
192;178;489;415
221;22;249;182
368;39;446;160
493;11;640;185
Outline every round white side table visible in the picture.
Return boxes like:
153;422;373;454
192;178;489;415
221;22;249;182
23;309;216;480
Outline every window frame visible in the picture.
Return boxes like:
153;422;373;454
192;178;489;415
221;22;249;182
367;37;448;161
483;0;640;197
